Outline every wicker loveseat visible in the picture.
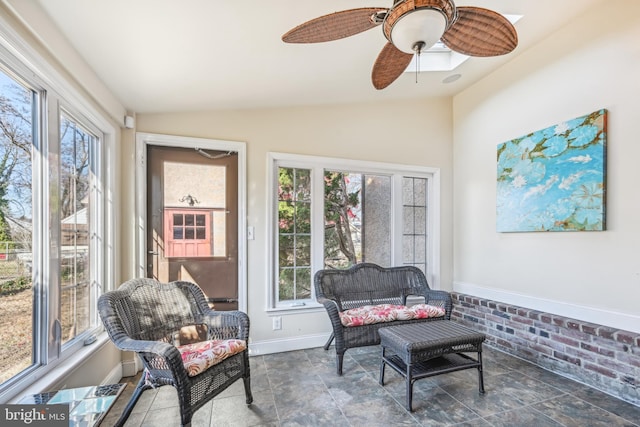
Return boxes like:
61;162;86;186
314;263;452;375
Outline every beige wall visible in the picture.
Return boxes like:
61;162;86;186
133;98;454;345
453;0;640;332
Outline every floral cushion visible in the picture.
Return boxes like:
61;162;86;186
339;304;445;327
178;339;246;377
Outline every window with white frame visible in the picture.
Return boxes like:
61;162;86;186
0;33;112;399
269;153;439;310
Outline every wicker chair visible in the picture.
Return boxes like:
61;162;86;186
314;263;452;375
98;278;252;427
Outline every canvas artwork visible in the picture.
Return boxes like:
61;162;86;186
496;109;607;232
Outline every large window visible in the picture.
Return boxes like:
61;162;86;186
270;153;439;310
0;34;112;400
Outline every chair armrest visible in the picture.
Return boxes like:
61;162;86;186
317;296;338;309
202;310;250;341
317;297;340;318
423;290;453;319
109;336;187;376
110;336;181;361
317;296;345;338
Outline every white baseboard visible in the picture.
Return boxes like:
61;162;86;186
102;363;123;385
249;333;331;356
453;282;640;334
120;357;138;378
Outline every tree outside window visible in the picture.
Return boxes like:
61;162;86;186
0;71;34;383
273;155;434;309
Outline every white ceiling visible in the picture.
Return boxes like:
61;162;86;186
30;0;601;113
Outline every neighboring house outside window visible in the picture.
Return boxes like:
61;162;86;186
0;28;114;401
269;153;440;311
165;210;211;257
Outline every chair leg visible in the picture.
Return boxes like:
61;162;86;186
323;332;335;350
178;413;192;427
336;351;345;376
243;376;253;404
114;374;153;427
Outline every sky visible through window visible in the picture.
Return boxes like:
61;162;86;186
0;70;33;221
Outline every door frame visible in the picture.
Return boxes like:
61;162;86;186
135;132;247;312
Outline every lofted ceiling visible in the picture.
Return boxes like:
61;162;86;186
22;0;602;113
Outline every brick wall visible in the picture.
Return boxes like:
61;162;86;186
451;292;640;406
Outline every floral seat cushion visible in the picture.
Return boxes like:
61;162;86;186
339;304;446;327
178;339;246;377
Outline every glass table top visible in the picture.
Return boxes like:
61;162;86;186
18;383;126;426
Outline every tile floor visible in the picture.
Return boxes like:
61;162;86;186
102;345;640;427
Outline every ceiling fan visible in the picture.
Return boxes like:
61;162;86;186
282;0;518;90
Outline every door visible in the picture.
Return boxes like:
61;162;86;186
147;145;239;310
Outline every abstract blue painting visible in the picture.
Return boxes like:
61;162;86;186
497;109;607;232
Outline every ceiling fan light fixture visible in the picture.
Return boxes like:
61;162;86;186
282;0;517;90
387;9;447;54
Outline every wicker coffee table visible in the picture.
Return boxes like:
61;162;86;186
379;321;486;411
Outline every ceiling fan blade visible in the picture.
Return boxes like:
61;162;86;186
282;8;387;43
441;7;518;57
371;42;414;90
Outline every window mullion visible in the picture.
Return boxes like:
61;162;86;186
311;167;324;296
90;135;103;329
31;87;48;367
391;174;403;266
46;95;62;361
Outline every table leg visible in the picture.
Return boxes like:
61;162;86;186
477;349;485;394
406;364;413;412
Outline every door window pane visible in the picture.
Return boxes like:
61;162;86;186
173;227;183;239
185;228;194;239
196;227;206;239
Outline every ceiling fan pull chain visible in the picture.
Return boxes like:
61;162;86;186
413;41;426;84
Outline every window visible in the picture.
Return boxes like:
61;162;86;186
0;67;36;384
172;212;207;240
277;167;312;302
0;31;113;400
402;177;428;273
324;171;392;269
59;112;99;345
269;153;440;310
